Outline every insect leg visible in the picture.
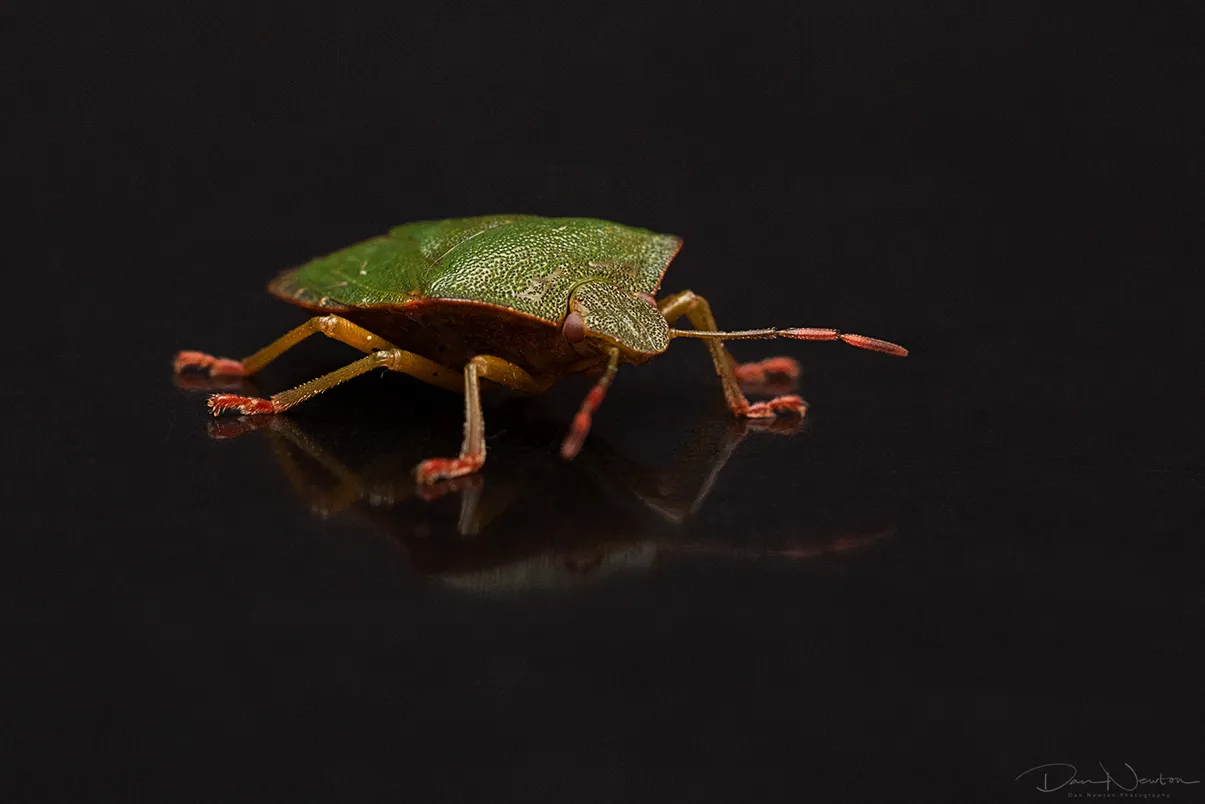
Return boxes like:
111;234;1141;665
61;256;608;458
656;290;805;417
414;355;553;484
560;347;620;460
207;347;463;416
175;315;398;377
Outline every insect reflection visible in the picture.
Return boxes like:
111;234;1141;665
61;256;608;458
187;374;896;593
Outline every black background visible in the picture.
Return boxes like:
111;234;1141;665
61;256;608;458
6;2;1203;802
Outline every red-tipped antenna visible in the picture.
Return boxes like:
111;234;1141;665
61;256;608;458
561;347;621;460
669;327;908;357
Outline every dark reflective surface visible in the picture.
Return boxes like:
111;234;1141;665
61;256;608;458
12;324;1201;800
200;391;898;589
9;3;1203;801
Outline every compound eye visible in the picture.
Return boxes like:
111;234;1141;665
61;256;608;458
562;311;586;343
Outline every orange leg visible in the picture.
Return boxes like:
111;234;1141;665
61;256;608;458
207;346;464;416
415;355;553;484
179;315;464;415
175;314;399;377
657;290;805;417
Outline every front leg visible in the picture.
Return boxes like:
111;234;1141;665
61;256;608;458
657;290;806;418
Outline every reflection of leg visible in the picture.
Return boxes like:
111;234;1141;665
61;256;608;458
583;406;801;525
174;314;398;376
264;418;397;519
209;347;463;415
657;290;805;417
662;525;896;561
415;355;553;484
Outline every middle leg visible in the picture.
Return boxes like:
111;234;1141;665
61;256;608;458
208;347;464;415
415;355;553;484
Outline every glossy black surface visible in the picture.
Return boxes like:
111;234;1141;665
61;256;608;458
8;4;1202;801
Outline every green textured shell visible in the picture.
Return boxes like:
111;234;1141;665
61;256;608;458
269;215;683;324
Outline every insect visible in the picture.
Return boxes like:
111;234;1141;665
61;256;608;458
175;215;907;484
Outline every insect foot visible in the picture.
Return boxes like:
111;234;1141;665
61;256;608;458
740;395;807;418
733;356;801;385
415;457;485;486
208;394;276;416
174;350;248;377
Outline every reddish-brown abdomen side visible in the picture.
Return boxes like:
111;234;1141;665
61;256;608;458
274;294;604;377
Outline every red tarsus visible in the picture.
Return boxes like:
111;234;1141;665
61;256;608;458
208;394;276;416
415;456;484;486
174;350;248;376
734;356;802;384
742;395;807;418
172;372;255;393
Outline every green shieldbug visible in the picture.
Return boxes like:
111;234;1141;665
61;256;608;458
175;215;907;484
